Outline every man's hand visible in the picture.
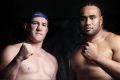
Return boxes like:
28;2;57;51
16;43;34;61
81;42;99;61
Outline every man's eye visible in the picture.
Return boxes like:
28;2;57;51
80;16;86;21
42;23;47;26
90;17;94;20
31;22;39;26
32;22;38;25
90;16;96;20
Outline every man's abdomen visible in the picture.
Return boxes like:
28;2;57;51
76;65;112;80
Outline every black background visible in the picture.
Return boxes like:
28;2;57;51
0;0;120;46
0;0;120;79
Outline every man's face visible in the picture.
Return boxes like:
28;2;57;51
29;17;48;43
80;5;103;36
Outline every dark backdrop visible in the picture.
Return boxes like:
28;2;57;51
0;0;120;80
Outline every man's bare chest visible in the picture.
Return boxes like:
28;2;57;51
19;54;55;74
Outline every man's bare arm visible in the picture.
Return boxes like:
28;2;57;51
94;36;120;79
0;43;34;80
94;54;120;79
0;57;22;80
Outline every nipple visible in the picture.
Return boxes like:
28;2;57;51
27;67;30;70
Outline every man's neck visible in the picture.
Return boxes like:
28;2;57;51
86;29;107;43
25;40;43;50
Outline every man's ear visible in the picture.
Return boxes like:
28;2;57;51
23;23;27;30
46;27;48;33
23;23;30;32
100;16;103;25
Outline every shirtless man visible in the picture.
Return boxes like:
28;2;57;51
70;1;120;80
0;12;58;80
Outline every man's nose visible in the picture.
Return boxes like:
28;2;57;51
86;18;91;26
36;25;42;31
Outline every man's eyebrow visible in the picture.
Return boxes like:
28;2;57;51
80;14;96;17
31;21;38;22
31;21;40;24
80;15;86;18
89;15;96;17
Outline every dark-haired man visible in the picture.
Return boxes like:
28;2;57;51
70;2;120;80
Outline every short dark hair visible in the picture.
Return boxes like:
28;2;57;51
79;0;104;16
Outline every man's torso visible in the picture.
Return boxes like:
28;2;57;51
10;43;57;80
71;32;115;80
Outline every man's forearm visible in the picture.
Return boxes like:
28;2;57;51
94;55;120;79
0;57;22;80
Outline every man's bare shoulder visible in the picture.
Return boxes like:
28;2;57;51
105;32;120;52
43;50;58;65
3;43;22;55
105;32;120;62
105;32;120;44
0;43;22;69
1;43;22;62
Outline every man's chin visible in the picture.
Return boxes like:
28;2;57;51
32;39;43;43
84;32;95;36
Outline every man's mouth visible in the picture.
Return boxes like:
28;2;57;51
85;28;92;31
36;32;42;35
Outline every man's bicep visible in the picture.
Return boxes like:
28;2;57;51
110;36;120;62
113;50;120;62
0;46;15;70
112;41;120;62
0;51;9;70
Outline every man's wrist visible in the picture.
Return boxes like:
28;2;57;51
15;56;23;62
